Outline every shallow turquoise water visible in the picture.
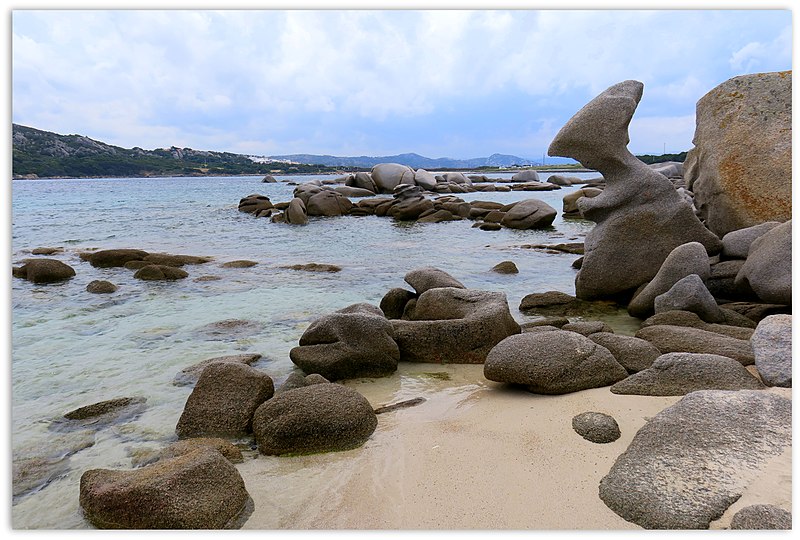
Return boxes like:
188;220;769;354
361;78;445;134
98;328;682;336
11;172;622;528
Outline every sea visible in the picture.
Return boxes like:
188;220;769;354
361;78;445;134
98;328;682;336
10;171;638;528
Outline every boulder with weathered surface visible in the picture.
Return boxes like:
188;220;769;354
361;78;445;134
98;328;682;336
13;258;76;284
86;280;118;294
80;447;250;529
393;287;520;364
750;314;791;387
379;287;417;319
562;187;603;216
684;71;791;236
289;303;399;380
133;265;189;281
305;190;353;217
176;362;274;439
640;310;754;339
252;383;377;455
734;219;791;305
730;505;792;530
484;330;627;394
172;353;262;387
413;169;438;190
500;199;557;229
511;170;540;182
627;242;711;318
371;163;415;193
653;274;724;323
588;332;661;373
547;80;721;299
403;266;465;295
346;171;378;193
610;352;763;396
238;194;273;214
571;412;621;443
599;390;791;529
721;221;781;259
635;324;754;365
284;197;308;225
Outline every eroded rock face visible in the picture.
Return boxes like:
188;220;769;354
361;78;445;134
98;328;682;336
289;303;399;381
599;390;791;529
392;287;520;364
252;383;377;455
80;448;250;529
547;80;721;299
684;71;791;236
484;330;627;394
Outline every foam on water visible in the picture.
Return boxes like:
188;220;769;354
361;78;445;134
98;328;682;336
11;172;636;528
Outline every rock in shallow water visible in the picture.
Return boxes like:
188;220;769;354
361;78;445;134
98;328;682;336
599;390;791;529
86;280;118;294
13;258;76;284
252;383;377;456
80;447;250;529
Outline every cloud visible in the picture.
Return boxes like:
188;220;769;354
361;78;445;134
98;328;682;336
11;10;793;157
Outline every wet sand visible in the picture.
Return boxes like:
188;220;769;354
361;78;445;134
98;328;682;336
238;363;747;530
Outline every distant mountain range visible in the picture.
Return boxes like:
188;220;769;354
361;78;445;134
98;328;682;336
265;152;558;169
12;123;590;179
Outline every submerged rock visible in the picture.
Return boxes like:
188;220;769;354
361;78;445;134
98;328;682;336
86;280;118;294
491;261;519;274
599;390;791;529
172;353;262;387
133;265;189;281
87;249;150;268
282;263;342;272
547;79;721;299
13;258;76;284
252;383;377;455
80;448;250;529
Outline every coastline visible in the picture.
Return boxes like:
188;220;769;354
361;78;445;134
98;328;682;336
236;363;791;530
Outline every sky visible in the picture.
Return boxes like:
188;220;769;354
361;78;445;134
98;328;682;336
10;7;793;160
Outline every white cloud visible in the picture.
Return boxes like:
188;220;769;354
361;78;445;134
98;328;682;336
729;25;792;73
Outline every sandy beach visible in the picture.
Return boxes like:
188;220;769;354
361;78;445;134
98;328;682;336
237;363;791;529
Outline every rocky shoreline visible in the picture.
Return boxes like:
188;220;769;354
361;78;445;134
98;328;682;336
12;70;792;530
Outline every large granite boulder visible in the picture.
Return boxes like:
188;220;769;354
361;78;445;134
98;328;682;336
238;194;273;214
284;197;308;225
484;330;627;394
305;190;353;217
371;163;415;193
13;258;75;283
379;287;417;319
289;303;399;380
500;199;557;229
684;71;791;236
721;221;781;259
734;219;791;305
599;390;792;529
176;363;274;439
392;287;520;363
346;171;378;193
547;80;721;299
403;266;465;294
588;332;661;373
79;448;250;529
653;274;724;323
413;169;438;190
635;325;754;365
627;242;711;318
750;314;792;387
252;383;377;455
511;170;540;182
609;352;763;396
